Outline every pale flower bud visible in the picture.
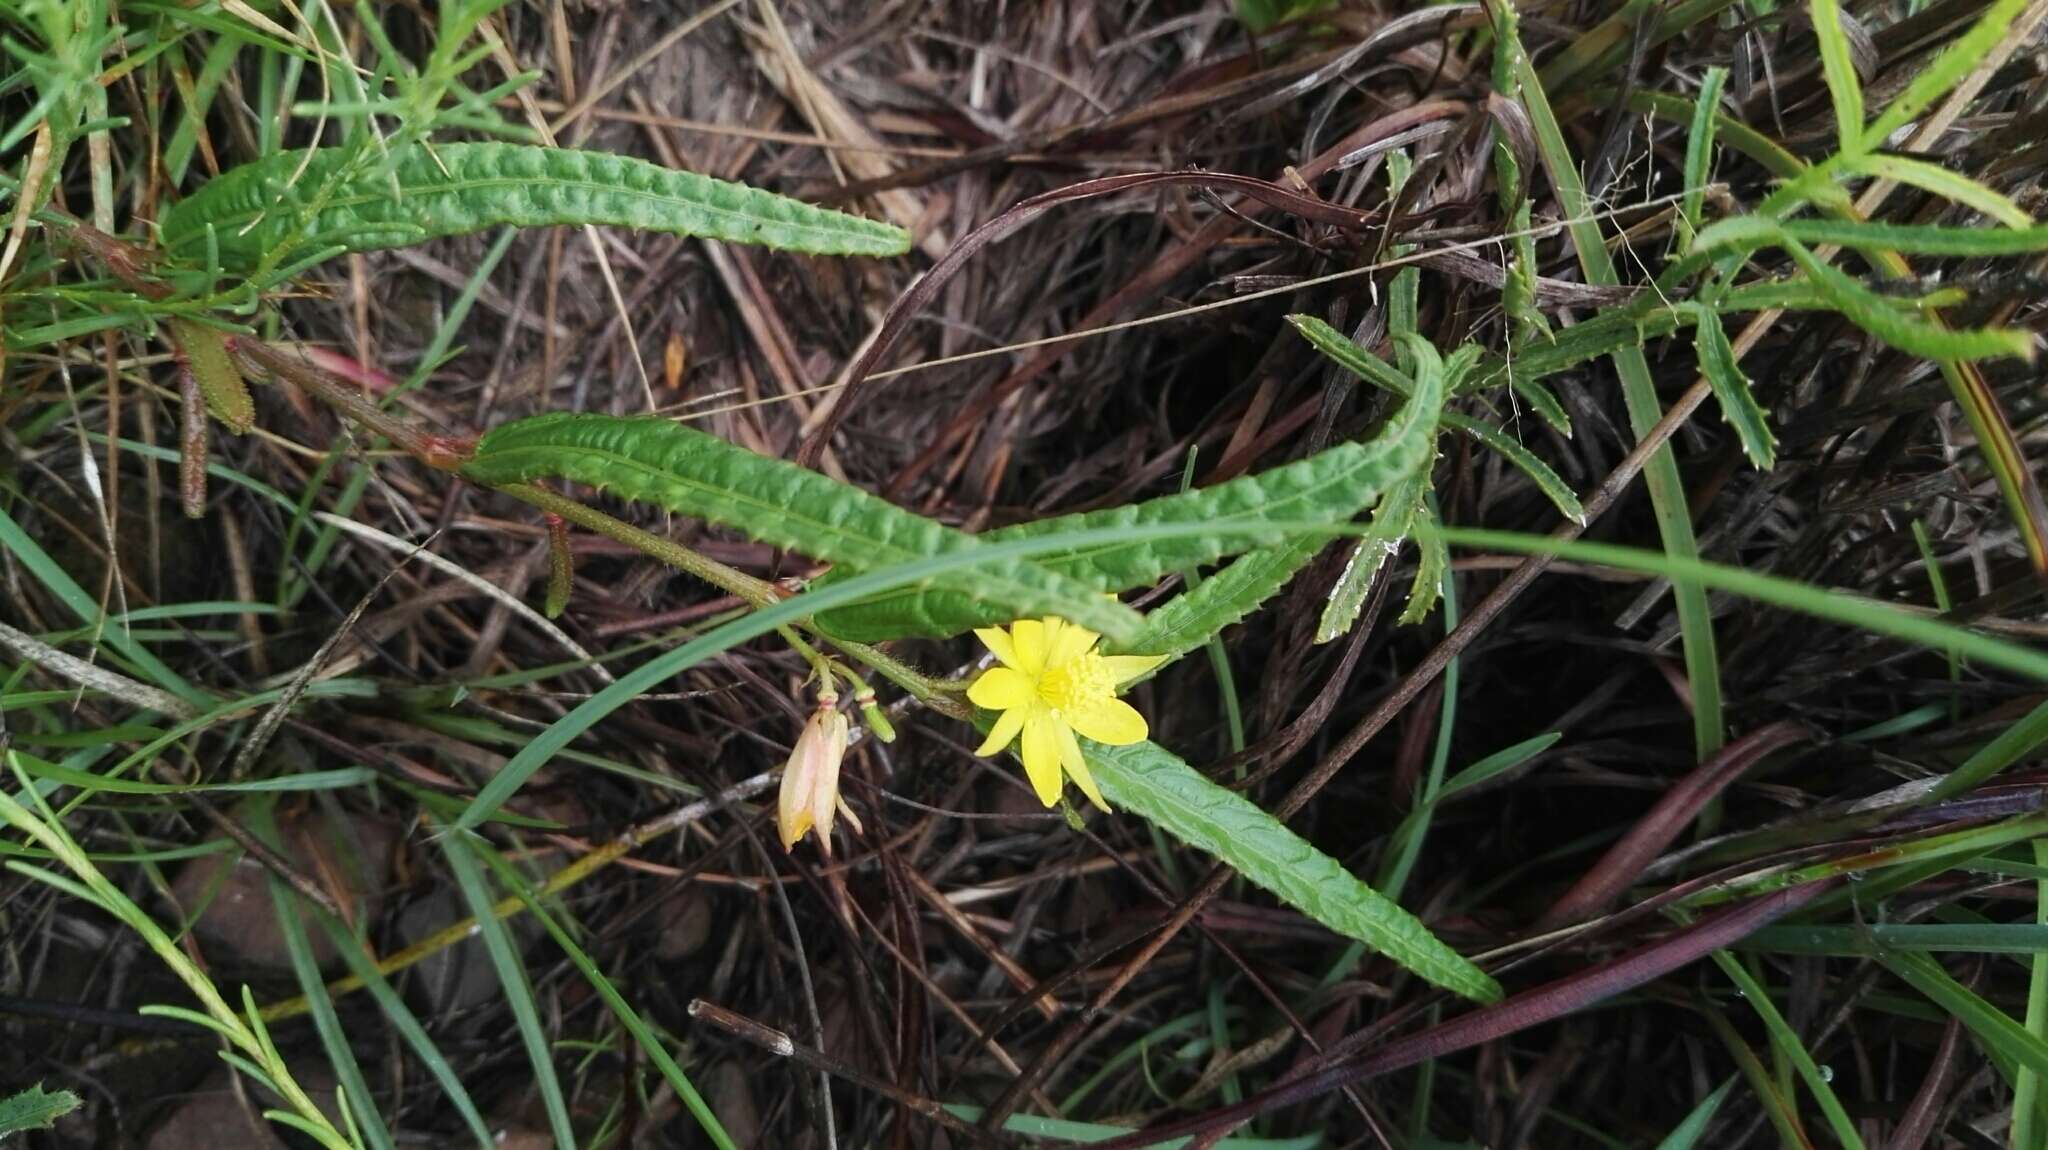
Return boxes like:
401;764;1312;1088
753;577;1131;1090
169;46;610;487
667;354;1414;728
778;696;853;855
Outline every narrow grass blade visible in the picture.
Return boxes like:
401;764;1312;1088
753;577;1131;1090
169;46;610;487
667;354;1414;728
940;1104;1319;1149
470;839;738;1150
1710;951;1866;1149
269;880;396;1150
1504;8;1724;760
0;506;206;706
1808;0;1866;147
2017;840;2048;1150
1429;526;2048;681
1880;949;2048;1085
438;831;575;1148
1439;732;1562;801
313;916;495;1147
1653;1078;1736;1150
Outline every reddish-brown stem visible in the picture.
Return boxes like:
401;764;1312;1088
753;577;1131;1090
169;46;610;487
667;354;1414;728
233;338;473;469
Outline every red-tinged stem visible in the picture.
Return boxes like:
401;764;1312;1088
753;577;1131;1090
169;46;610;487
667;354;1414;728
1537;720;1811;929
233;338;473;469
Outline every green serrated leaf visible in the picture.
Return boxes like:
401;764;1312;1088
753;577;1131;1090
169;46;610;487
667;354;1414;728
0;1082;82;1136
1087;738;1501;1002
169;319;254;434
1445;412;1585;523
461;414;1145;644
1843;152;2033;227
1690;304;1777;469
1316;468;1428;644
160;142;910;271
1696;215;2048;258
1680;67;1728;245
1399;502;1449;625
1123;539;1323;661
811;348;1444;644
1291;315;1580;523
1776;235;2035;361
1861;0;2029;148
1507;373;1572;436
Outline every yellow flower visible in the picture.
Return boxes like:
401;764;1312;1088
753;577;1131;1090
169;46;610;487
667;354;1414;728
968;618;1165;810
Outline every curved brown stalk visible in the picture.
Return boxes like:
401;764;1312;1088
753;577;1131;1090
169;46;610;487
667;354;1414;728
1535;720;1811;930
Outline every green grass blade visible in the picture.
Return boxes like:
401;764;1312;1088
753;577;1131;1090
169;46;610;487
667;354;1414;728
2017;840;2048;1150
313;915;495;1148
1710;952;1865;1148
1439;732;1563;801
1696;215;2048;258
269;880;397;1150
1928;698;2048;802
1504;8;1724;760
1880;949;2048;1087
1429;525;2048;680
438;831;575;1148
1653;1078;1737;1150
0;505;206;707
470;840;738;1150
1808;0;1866;148
942;1104;1320;1149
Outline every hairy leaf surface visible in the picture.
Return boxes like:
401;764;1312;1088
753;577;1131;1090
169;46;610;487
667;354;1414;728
161;142;910;270
460;414;1143;643
811;349;1444;643
1087;738;1502;1003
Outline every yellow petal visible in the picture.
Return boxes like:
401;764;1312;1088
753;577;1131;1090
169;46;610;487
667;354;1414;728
1009;619;1049;675
974;706;1027;757
1019;715;1064;806
1101;653;1168;686
1057;723;1111;812
1067;697;1148;746
1046;618;1098;669
975;626;1022;670
968;667;1035;710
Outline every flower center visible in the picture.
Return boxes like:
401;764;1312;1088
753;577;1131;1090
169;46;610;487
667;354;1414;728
1038;653;1114;715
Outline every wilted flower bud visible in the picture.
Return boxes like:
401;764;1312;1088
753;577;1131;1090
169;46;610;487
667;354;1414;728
778;693;855;855
855;687;895;744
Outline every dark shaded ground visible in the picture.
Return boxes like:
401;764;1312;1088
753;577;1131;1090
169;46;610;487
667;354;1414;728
5;0;2048;1147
